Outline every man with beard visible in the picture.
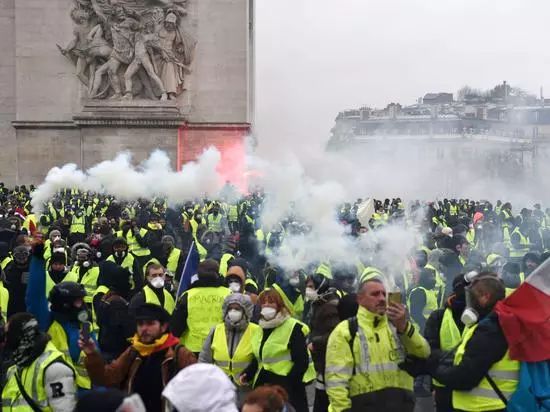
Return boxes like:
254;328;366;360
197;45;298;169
427;273;518;412
2;313;77;411
80;303;196;412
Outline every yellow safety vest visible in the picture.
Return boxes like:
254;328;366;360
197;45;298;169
207;214;223;232
228;205;239;222
211;322;260;384
45;270;78;299
407;286;438;320
271;284;304;320
452;324;519;411
47;321;91;390
0;256;12;271
219;253;234;276
2;342;73;412
250;317;315;385
315;262;333;279
70;215;86;234
0;282;9;321
167;248;182;275
180;286;231;352
68;265;100;304
425;263;446;308
143;285;175;315
509;228;530;258
433;308;464;388
116;229;150;257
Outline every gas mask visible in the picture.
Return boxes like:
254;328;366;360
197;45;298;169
460;286;480;327
305;287;318;302
288;277;300;287
115;250;127;258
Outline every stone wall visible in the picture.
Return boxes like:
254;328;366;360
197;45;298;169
0;0;252;185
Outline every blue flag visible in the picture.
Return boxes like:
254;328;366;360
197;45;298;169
177;241;199;298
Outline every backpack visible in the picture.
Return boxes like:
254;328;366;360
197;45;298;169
506;361;550;412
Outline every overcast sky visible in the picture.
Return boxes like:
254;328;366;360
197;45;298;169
254;0;550;154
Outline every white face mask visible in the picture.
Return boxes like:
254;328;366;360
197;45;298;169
228;282;241;293
305;287;318;302
289;277;299;287
150;277;165;289
260;307;277;321
227;309;243;323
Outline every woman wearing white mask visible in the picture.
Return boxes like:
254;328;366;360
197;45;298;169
199;293;259;404
240;289;315;412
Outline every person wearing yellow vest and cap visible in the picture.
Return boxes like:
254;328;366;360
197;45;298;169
129;262;175;315
159;235;184;278
325;276;430;412
423;274;468;412
2;312;77;411
199;293;259;404
239;288;315;412
105;237;143;293
427;274;519;412
171;259;231;356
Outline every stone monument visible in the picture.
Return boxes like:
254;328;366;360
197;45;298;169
0;0;254;185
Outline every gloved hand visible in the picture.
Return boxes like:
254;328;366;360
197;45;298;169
398;355;430;377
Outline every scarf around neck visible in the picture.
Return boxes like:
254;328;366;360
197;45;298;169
131;333;180;357
259;312;290;330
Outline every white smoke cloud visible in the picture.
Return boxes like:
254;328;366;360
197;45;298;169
31;147;222;212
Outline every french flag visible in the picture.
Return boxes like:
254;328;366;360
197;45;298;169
494;257;550;362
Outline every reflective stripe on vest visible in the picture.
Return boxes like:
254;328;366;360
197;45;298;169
452;324;519;411
1;342;71;411
180;286;231;352
251;317;315;385
211;322;259;383
47;321;90;390
143;285;175;315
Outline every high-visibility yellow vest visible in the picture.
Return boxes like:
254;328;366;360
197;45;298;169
70;215;86;234
509;228;529;258
45;270;78;299
452;324;519;411
211;322;259;384
219;253;234;276
227;205;239;222
2;342;73;412
180;286;231;352
502;226;512;249
47;321;91;389
68;265;99;304
360;267;383;283
0;256;12;271
449;205;458;216
251;317;315;385
315;262;333;279
271;284;304;320
167;248;182;275
207;214;223;232
143;285;175;315
22;214;37;234
407;286;438;320
486;253;502;266
432;308;465;388
116;229;150;257
0;282;9;321
425;263;445;308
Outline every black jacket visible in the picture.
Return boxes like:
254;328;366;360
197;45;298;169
428;312;508;392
